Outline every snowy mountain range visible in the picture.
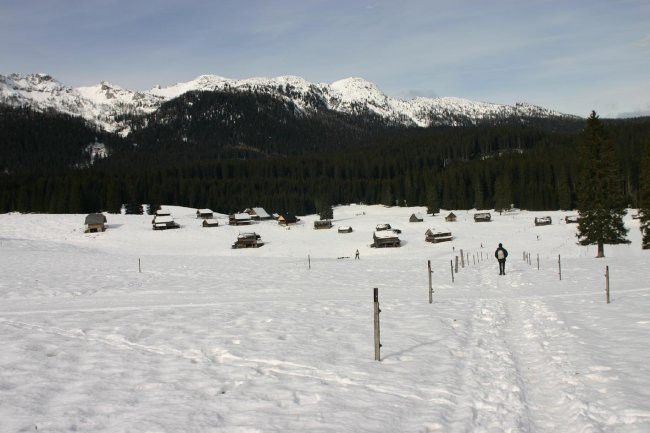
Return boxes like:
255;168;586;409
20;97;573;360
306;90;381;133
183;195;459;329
0;73;577;136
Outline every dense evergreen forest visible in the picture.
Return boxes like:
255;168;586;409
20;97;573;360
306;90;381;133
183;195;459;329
1;97;649;215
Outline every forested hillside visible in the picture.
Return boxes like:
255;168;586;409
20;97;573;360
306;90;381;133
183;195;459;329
1;96;649;215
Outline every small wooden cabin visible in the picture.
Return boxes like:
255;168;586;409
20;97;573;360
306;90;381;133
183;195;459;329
278;213;299;226
152;215;180;230
151;209;171;224
232;232;263;249
84;213;106;233
314;220;333;229
445;212;457;222
229;213;252;226
245;207;271;220
473;212;492;222
202;219;219;228
534;216;552;226
409;213;424;223
338;226;353;233
565;215;579;224
425;229;453;243
196;209;214;219
373;231;400;248
376;223;392;231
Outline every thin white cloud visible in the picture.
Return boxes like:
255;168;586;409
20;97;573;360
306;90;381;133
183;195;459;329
638;35;650;49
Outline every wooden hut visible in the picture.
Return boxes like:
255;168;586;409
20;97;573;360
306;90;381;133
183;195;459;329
202;219;219;228
152;215;180;230
232;232;263;249
338;226;353;233
445;212;457;222
314;220;333;229
375;223;392;231
425;229;453;243
278;213;299;226
534;216;552;226
409;213;424;223
473;212;492;222
565;215;579;224
373;231;400;248
84;213;106;233
229;213;252;226
196;209;214;219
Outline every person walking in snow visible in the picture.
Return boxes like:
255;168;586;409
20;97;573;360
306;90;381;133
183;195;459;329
494;243;508;275
355;249;360;260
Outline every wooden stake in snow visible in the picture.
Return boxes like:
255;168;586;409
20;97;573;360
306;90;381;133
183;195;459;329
605;265;610;304
450;260;454;283
558;254;562;280
428;260;433;304
373;288;381;361
138;258;141;273
466;252;470;266
460;249;464;268
308;254;311;270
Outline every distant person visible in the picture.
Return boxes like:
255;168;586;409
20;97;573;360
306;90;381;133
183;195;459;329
494;243;508;275
355;249;360;260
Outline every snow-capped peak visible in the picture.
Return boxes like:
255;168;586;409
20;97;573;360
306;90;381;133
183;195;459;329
0;72;576;134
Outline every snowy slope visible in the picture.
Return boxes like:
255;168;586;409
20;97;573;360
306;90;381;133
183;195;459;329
0;206;648;432
0;73;576;134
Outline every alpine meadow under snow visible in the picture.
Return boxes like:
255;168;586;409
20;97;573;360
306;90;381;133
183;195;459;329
1;205;649;432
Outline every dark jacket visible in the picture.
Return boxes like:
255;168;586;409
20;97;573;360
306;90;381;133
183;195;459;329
495;247;508;261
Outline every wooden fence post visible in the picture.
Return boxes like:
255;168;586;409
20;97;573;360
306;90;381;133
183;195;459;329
138;258;141;273
460;249;465;268
455;256;459;273
428;260;433;304
558;254;562;280
308;254;311;270
450;260;454;283
466;252;470;266
605;266;610;304
373;288;381;361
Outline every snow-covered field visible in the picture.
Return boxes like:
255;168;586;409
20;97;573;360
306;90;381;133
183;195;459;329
1;205;648;433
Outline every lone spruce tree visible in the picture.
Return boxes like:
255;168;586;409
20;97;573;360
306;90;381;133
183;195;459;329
576;111;629;257
639;134;650;249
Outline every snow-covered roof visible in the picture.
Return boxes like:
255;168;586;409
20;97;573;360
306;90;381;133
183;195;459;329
153;215;174;224
233;213;251;220
252;207;270;218
374;230;398;239
197;209;213;214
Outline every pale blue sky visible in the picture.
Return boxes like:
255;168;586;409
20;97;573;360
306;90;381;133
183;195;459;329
1;0;649;117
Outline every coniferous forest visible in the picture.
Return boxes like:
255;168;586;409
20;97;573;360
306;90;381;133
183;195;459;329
1;91;650;216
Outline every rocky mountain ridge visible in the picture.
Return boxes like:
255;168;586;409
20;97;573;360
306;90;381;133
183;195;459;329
0;73;578;136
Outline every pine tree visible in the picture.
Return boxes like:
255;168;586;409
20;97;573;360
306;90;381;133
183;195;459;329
576;111;629;257
638;134;650;249
493;173;512;212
